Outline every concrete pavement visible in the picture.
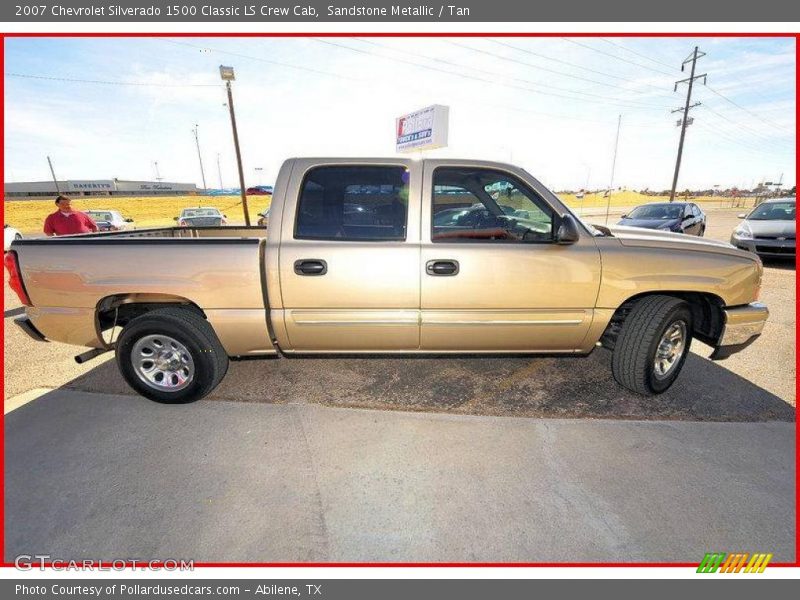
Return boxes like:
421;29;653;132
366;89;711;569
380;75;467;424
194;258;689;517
4;389;795;563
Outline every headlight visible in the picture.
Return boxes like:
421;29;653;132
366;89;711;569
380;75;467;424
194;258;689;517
733;223;753;239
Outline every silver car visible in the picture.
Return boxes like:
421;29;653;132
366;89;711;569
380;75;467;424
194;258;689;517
176;207;227;227
730;197;795;258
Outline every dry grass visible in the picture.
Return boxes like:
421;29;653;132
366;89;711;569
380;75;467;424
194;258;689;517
3;190;752;234
3;195;272;234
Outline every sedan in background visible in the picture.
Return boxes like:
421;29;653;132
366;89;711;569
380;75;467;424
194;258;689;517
246;185;273;196
730;197;795;259
617;202;706;236
175;207;227;227
85;210;134;232
4;224;22;251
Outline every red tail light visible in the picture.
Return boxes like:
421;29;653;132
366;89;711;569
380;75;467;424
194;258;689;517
4;251;31;306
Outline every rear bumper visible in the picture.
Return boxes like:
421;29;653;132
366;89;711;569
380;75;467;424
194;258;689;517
14;317;48;342
710;302;768;360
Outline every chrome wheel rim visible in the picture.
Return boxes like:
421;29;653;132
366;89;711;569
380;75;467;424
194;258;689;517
653;320;687;380
131;334;194;392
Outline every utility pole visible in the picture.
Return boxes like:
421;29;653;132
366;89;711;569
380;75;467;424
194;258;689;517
669;46;707;202
47;155;60;194
605;114;622;225
192;124;208;191
152;160;163;182
219;65;251;226
217;153;224;189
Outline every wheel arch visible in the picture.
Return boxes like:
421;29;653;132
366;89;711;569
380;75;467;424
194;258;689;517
96;293;206;337
600;290;726;350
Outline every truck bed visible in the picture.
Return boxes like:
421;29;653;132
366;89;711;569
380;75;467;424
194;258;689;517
11;225;274;356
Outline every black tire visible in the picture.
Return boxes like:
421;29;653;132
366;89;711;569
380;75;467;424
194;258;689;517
14;233;22;240
611;295;693;395
698;226;705;237
116;307;229;404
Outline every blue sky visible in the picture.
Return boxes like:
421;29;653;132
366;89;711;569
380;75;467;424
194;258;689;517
3;36;795;191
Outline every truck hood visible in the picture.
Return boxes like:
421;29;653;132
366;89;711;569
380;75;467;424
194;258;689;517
603;224;758;261
617;217;680;230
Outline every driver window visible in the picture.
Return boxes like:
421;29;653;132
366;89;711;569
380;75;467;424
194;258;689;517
431;167;554;243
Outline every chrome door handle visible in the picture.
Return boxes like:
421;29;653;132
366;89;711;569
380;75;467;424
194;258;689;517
426;260;459;276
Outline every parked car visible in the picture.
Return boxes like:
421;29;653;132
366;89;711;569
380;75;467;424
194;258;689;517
7;158;767;404
4;224;22;251
257;208;270;228
175;207;227;227
730;197;795;258
618;202;706;236
85;210;134;232
246;185;273;196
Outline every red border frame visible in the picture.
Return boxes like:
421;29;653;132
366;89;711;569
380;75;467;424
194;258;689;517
0;29;797;570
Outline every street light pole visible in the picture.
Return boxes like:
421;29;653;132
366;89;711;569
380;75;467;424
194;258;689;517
217;153;224;189
192;124;208;191
220;65;251;226
47;155;61;195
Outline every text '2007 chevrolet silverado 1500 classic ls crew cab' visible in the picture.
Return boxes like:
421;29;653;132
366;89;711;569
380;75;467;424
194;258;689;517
6;158;769;403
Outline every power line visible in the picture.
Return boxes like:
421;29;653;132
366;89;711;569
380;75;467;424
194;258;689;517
159;38;359;81
704;84;787;132
446;40;673;100
598;38;678;71
6;72;220;88
488;39;674;95
561;38;677;77
314;38;673;111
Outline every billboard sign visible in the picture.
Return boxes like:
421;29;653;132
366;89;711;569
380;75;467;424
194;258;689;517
395;105;449;153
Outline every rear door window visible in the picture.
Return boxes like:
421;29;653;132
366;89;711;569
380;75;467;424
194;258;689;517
295;166;409;241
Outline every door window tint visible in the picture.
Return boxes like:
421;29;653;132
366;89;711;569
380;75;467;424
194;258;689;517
295;166;409;240
432;167;554;243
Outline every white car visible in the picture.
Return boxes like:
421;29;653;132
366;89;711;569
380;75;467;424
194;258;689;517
85;210;135;232
4;224;22;251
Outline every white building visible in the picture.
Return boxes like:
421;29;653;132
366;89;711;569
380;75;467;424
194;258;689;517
4;179;198;198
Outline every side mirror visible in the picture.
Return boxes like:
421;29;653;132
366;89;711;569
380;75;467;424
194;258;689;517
620;214;627;219
556;214;580;244
737;213;747;219
223;214;228;218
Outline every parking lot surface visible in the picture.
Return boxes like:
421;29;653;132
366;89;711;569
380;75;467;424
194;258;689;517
3;206;794;563
5;389;795;562
5;207;795;420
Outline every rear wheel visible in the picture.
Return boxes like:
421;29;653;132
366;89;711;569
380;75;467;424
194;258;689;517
611;295;693;395
116;307;228;403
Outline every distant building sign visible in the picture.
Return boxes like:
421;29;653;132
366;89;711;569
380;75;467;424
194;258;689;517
395;104;449;153
69;180;114;191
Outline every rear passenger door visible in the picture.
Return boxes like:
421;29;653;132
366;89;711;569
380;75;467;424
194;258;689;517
278;160;422;351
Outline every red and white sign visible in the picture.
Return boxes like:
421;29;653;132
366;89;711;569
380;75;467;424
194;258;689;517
395;105;449;153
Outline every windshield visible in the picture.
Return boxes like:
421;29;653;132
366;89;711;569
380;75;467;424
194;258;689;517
747;201;795;221
86;211;113;221
182;208;221;218
627;204;683;220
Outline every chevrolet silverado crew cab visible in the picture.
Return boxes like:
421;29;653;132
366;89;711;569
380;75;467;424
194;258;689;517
6;158;768;403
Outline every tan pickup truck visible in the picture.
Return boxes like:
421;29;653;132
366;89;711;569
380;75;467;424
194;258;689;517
6;158;768;403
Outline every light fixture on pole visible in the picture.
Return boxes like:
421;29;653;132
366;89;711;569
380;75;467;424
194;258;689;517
220;65;251;226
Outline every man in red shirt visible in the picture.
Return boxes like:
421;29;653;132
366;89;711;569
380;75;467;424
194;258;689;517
43;195;99;236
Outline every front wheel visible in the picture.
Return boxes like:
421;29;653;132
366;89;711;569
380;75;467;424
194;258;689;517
116;307;229;403
611;295;693;395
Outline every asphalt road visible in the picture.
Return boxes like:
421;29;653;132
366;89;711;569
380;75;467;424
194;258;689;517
4;207;795;419
4;389;795;562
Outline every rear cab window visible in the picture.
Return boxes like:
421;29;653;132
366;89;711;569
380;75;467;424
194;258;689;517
295;166;410;241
